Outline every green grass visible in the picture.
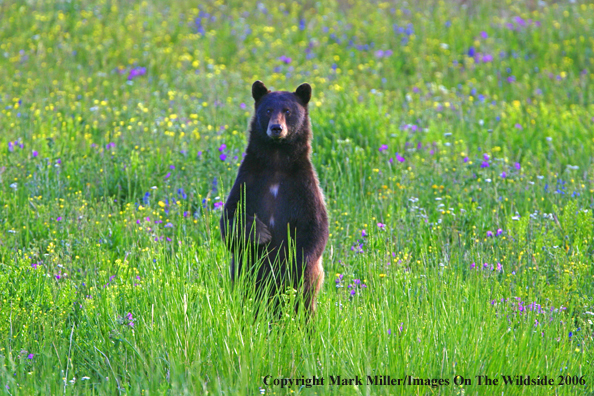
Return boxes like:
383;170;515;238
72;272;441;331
0;0;593;394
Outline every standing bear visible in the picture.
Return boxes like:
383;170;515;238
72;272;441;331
220;81;329;316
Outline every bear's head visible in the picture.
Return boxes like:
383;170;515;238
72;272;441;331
251;81;311;142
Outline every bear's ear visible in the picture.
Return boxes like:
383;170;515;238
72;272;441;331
252;81;270;102
294;83;312;105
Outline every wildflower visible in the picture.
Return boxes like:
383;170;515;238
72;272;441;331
377;222;386;230
278;55;292;64
497;263;503;271
56;217;62;222
361;229;368;238
388;329;391;335
32;150;38;157
514;162;521;170
480;31;488;39
501;171;507;178
220;153;227;161
395;153;405;162
515;123;522;129
496;228;503;236
165;172;171;179
379;144;388;152
299;18;306;30
350;289;356;296
27;353;34;359
218;144;226;152
214;201;224;210
487;230;494;237
128;67;146;80
8;141;14;152
481;161;489;168
470;262;476;269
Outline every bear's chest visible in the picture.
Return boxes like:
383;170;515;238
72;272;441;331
247;172;301;232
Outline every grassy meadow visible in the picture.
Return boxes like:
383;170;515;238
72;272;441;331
1;0;594;394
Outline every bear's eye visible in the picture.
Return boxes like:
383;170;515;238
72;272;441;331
285;109;290;116
266;109;272;115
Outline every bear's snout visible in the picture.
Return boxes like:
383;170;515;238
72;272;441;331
267;117;287;139
268;123;284;138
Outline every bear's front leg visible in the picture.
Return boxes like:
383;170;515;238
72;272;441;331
245;214;272;245
220;212;272;251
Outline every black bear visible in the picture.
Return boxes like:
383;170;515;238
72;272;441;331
220;80;329;316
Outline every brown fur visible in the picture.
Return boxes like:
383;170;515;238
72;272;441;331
220;81;329;317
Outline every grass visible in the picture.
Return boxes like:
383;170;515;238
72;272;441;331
0;0;593;394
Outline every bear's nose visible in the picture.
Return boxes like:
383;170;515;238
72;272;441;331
270;124;283;136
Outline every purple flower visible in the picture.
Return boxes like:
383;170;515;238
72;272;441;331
32;150;38;157
480;31;488;39
497;262;503;271
27;353;34;359
109;275;116;282
515;123;522;129
128;67;147;80
468;47;476;57
480;161;490;168
481;54;493;63
218;144;226;152
361;229;368;238
388;329;391;335
377;222;386;230
165;222;174;228
8;141;14;152
354;279;361;286
496;228;503;236
514;162;521;170
214;201;224;210
483;154;489;161
395;153;405;162
278;55;292;64
379;144;388;152
165;172;171;179
240;103;246;110
470;262;476;269
169;165;175;170
350;289;356;296
501;171;507;178
487;230;494;237
507;76;516;83
463;156;469;163
56;217;62;222
220;153;227;161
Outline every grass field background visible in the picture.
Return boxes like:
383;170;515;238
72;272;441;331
1;0;593;394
